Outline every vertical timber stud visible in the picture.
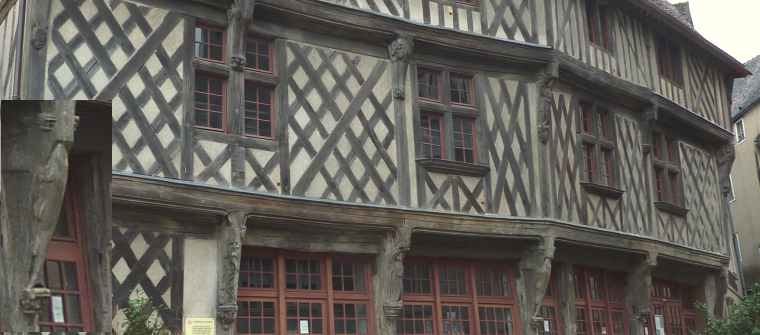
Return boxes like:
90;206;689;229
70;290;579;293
216;211;248;334
227;0;256;187
374;225;413;335
640;102;658;235
0;101;76;331
388;35;414;206
518;236;556;335
625;252;657;335
537;59;558;217
20;0;52;99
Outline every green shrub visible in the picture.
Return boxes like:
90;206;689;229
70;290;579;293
121;289;167;335
702;283;760;335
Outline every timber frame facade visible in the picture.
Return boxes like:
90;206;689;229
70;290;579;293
0;0;749;334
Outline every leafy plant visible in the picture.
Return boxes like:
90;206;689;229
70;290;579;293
121;289;168;335
701;283;760;335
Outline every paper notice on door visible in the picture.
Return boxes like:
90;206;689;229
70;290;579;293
655;315;665;335
543;320;550;332
51;295;65;323
300;320;310;334
601;327;607;335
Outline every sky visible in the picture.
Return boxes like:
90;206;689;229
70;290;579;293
667;0;760;63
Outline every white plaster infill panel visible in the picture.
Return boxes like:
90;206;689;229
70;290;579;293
183;238;219;320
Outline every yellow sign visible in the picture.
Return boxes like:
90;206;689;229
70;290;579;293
184;317;215;335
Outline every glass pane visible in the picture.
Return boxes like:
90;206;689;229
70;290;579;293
53;208;70;238
238;318;250;333
46;261;62;290
210;112;222;129
264;318;275;333
312;319;323;333
65;294;82;323
62;262;78;290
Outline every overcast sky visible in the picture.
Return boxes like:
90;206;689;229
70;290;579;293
668;0;760;63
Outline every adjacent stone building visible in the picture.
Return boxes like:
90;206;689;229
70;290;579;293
0;0;750;334
729;55;760;289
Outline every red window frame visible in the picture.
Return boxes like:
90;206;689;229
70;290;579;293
574;267;628;335
39;187;93;332
654;35;683;86
238;249;375;335
585;0;612;50
194;23;226;63
244;81;275;139
453;117;477;163
651;132;683;206
401;258;522;335
421;113;445;160
648;280;699;335
194;73;227;132
245;37;274;73
449;74;475;107
579;101;616;187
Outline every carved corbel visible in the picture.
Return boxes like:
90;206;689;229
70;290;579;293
716;144;736;196
640;103;659;154
217;211;248;332
387;34;414;100
374;225;412;335
537;61;558;144
518;236;556;334
626;252;657;333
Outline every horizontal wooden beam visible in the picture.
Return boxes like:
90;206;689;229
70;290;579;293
112;173;729;270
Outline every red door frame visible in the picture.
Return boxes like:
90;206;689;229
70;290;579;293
648;280;698;335
41;184;94;331
574;267;628;335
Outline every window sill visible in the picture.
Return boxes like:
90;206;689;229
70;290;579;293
417;158;489;177
654;201;689;217
580;182;624;199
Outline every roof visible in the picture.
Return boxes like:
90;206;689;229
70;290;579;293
732;55;760;121
627;0;749;78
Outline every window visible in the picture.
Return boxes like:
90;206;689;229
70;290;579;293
421;113;445;160
238;250;373;335
416;66;479;164
735;119;746;143
40;190;92;332
652;132;683;206
586;0;612;50
655;34;683;86
245;82;274;138
574;267;627;335
246;37;272;72
194;24;224;62
579;102;616;188
194;74;226;130
401;259;520;335
648;281;700;335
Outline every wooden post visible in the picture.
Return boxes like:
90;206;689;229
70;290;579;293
373;225;412;335
216;211;247;334
517;236;556;335
625;252;657;335
556;262;577;335
388;34;414;207
0;101;76;331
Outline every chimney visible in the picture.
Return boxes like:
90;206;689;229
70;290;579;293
673;2;694;27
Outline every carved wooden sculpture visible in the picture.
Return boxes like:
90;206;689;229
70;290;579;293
374;225;412;335
625;252;657;335
518;236;555;335
217;211;248;334
0;101;76;331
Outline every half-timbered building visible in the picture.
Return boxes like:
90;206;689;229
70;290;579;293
0;0;749;334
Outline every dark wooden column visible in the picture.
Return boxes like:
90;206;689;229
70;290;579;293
625;252;657;335
0;101;76;331
216;211;248;334
388;34;414;207
555;262;577;335
517;236;556;335
373;225;412;335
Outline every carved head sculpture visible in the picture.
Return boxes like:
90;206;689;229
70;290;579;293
388;35;414;62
